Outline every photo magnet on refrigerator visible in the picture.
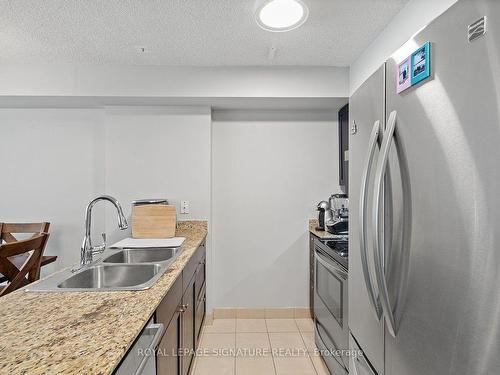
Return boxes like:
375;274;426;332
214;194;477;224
411;42;431;85
397;57;411;93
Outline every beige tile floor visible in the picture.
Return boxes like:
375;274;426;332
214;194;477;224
190;318;330;375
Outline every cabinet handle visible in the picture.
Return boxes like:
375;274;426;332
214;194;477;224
181;304;189;310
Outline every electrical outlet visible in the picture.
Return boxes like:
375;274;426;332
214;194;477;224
180;200;190;214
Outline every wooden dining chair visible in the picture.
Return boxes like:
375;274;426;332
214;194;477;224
0;222;50;296
0;222;50;244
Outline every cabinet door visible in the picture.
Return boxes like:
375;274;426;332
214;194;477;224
195;284;206;346
195;255;206;348
157;311;181;375
156;276;182;327
338;104;349;193
182;276;196;375
195;254;206;301
309;234;315;318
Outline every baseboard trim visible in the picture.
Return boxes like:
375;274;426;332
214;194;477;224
211;308;311;319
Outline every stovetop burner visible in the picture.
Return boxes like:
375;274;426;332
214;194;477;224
324;240;348;257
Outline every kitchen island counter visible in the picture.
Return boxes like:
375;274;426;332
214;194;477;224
0;221;207;375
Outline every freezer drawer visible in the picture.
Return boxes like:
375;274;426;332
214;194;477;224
349;333;378;375
114;321;165;375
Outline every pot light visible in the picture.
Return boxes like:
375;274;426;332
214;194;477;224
256;0;309;32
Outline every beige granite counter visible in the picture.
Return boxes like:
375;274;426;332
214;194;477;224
308;218;338;239
0;221;207;375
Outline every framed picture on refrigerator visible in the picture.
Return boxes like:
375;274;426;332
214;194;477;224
411;42;431;85
396;57;411;93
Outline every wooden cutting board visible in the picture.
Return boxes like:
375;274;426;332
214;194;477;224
132;204;176;238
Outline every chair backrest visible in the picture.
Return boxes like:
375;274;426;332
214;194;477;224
0;222;50;244
0;222;51;296
0;233;50;296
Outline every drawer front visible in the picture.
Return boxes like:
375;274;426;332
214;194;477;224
157;312;181;375
156;275;182;328
183;242;205;293
182;276;196;375
195;285;206;346
195;255;206;300
183;262;197;293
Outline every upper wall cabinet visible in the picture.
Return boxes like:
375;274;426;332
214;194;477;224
338;104;349;194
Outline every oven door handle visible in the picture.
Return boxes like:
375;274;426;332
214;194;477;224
315;248;347;279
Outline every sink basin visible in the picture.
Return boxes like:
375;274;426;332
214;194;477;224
58;264;161;290
26;262;169;292
102;247;180;264
26;245;183;292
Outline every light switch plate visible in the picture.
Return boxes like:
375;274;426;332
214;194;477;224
180;200;190;214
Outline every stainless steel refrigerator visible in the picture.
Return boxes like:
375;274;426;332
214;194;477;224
349;1;500;374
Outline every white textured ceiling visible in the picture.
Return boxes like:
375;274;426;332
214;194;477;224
0;0;409;66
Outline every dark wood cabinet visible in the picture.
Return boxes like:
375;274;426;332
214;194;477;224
156;239;207;375
338;104;349;194
181;275;196;375
157;310;181;375
309;234;315;318
156;276;182;327
194;251;206;348
195;282;206;347
195;253;206;303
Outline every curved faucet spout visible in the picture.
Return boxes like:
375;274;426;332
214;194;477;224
80;195;128;267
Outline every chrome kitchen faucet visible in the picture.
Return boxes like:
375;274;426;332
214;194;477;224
79;195;128;268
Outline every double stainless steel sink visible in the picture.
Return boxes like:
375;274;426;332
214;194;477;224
103;248;179;264
26;247;182;292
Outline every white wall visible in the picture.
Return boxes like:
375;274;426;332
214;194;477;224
211;112;340;308
0;105;339;311
103;107;211;243
0;106;212;274
0;65;346;310
350;0;459;94
0;65;349;99
0;109;105;275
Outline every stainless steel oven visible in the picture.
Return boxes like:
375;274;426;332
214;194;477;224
314;238;349;375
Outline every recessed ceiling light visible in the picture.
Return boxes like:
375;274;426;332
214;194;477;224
255;0;309;32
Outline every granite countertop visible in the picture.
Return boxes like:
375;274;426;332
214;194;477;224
0;221;207;375
308;218;338;240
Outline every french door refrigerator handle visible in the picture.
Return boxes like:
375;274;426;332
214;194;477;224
359;120;383;320
372;110;412;338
